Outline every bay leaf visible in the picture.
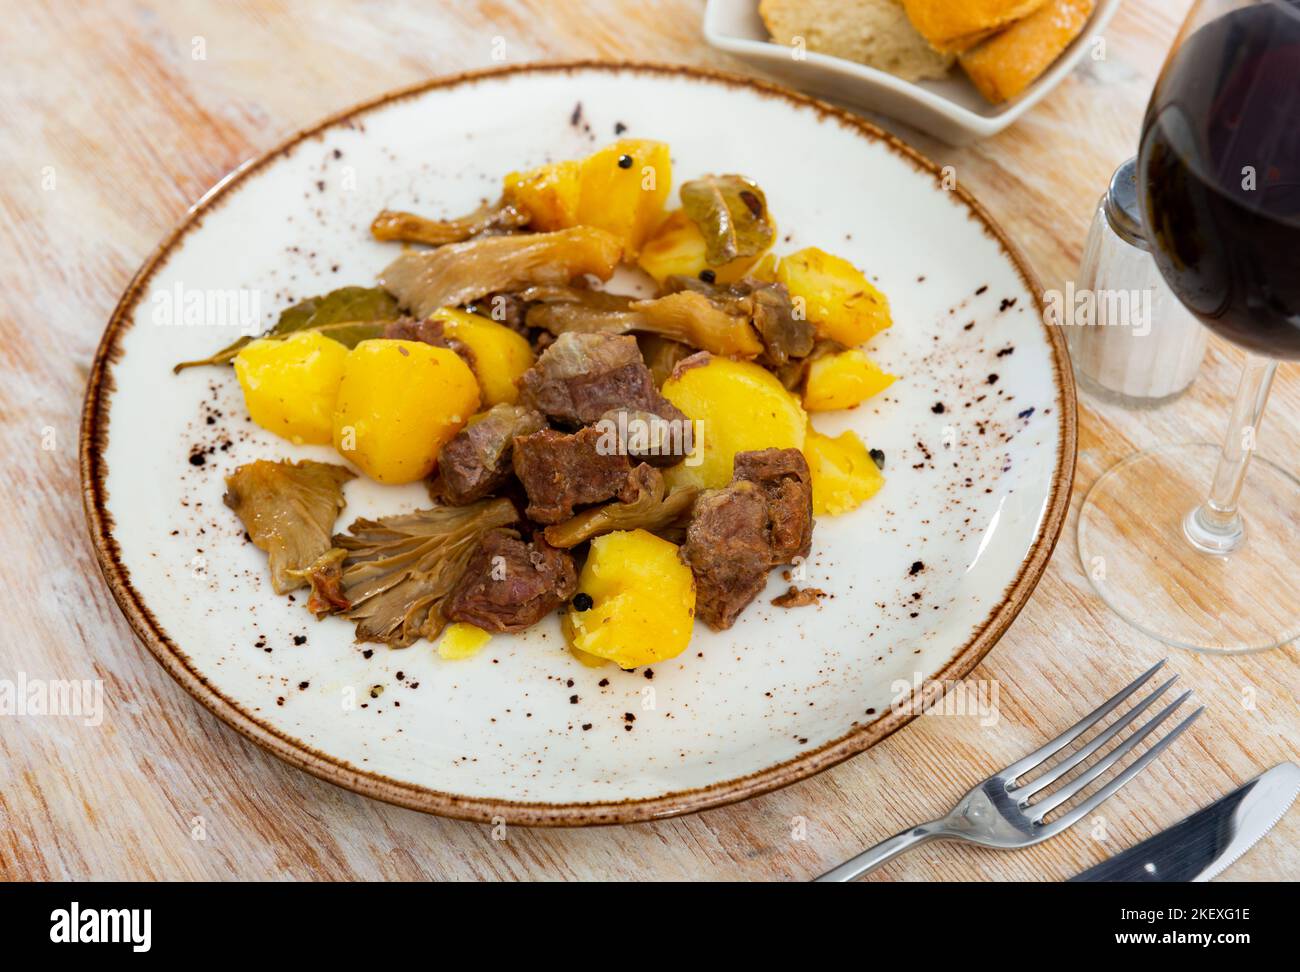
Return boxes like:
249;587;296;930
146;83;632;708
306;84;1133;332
680;174;774;267
173;285;399;372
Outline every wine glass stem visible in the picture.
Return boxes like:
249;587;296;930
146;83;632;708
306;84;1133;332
1185;352;1278;555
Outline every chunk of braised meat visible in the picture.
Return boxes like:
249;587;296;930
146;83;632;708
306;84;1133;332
734;447;814;562
434;403;546;505
680;480;774;630
680;448;816;630
463;292;530;336
383;315;440;343
596;407;693;468
444;529;577;633
382;316;477;370
517;332;687;428
511;425;636;524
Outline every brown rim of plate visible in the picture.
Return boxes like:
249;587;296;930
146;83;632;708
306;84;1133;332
80;60;1078;827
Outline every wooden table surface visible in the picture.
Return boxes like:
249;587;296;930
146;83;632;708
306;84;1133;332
2;0;1296;881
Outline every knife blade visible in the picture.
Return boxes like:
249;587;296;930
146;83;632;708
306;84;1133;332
1070;762;1300;882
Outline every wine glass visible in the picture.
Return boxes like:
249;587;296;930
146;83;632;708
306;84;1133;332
1077;0;1300;653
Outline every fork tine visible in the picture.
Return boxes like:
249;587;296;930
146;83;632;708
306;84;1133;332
1000;659;1167;781
1038;706;1204;837
1030;689;1192;820
1012;675;1180;800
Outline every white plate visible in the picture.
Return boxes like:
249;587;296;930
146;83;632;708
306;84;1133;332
704;0;1123;144
81;63;1075;825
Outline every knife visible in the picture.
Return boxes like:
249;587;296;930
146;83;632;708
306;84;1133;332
1070;762;1300;882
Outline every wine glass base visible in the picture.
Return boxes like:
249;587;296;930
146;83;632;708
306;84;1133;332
1077;443;1300;654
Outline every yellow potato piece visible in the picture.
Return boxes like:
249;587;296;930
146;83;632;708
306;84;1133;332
437;622;492;660
430;307;534;406
563;529;695;669
748;252;779;283
501;140;672;258
503;159;582;231
776;247;892;346
661;356;807;490
637;210;770;286
803;349;897;411
568;645;610;668
575;139;672;258
233;331;349;445
803;427;884;516
331;339;479;485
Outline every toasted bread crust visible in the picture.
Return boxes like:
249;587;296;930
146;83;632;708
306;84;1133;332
902;0;1050;53
959;0;1096;103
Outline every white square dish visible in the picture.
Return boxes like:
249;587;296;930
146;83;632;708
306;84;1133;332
703;0;1124;144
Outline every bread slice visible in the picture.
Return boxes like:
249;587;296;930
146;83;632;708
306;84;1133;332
959;0;1096;103
901;0;1050;53
760;0;954;83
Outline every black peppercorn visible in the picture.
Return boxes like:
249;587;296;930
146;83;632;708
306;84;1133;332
617;154;633;169
572;592;594;611
698;268;716;284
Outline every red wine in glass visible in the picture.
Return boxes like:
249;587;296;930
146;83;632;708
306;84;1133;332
1077;0;1300;654
1139;1;1300;357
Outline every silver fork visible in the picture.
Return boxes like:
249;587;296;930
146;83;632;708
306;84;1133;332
816;660;1203;882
